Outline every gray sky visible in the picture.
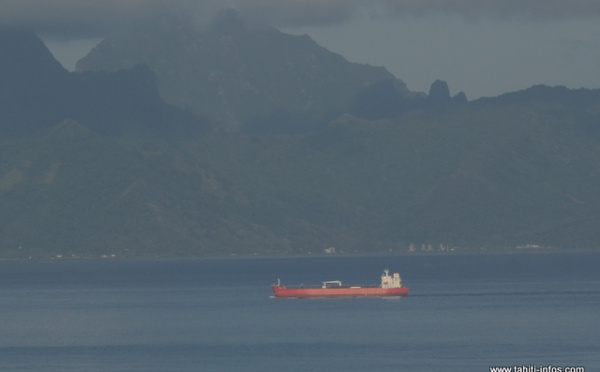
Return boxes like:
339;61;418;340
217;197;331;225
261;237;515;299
4;0;600;98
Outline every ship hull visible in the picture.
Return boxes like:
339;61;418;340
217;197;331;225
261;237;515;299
272;285;409;298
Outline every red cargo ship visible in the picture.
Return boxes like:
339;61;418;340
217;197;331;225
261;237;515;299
272;269;409;298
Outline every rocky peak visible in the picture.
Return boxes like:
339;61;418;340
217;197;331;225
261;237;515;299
428;79;451;102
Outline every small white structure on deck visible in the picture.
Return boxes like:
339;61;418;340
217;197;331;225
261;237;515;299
380;269;402;288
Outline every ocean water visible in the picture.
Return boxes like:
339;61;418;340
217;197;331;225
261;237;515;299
0;251;598;372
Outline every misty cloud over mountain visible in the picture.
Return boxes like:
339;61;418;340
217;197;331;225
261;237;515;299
2;0;599;38
380;0;600;20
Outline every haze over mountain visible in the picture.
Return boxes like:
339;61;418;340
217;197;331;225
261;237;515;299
4;1;600;98
1;11;600;259
76;9;408;133
1;27;207;140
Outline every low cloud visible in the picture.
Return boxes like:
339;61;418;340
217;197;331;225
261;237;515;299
0;0;176;38
1;0;599;39
380;0;600;20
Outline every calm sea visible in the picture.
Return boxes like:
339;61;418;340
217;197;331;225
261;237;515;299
0;251;598;372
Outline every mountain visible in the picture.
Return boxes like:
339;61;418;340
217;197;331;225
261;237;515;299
2;22;600;259
0;27;208;140
0;27;70;138
76;9;408;133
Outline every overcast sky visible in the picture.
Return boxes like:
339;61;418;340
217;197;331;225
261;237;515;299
4;0;600;98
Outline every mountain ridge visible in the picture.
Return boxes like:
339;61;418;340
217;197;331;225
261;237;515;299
76;10;408;132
